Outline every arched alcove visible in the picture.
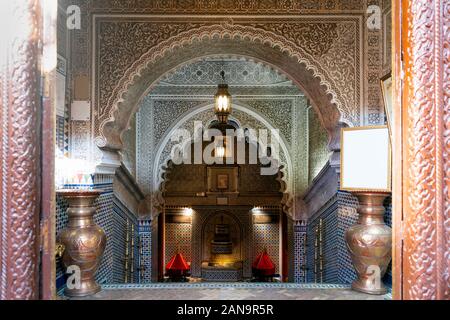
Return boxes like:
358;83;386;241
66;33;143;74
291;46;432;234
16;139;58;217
149;102;294;215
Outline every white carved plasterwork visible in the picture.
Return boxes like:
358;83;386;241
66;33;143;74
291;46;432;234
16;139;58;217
149;85;303;97
66;1;384;178
136;96;154;191
153;100;208;145
90;0;366;14
137;100;294;196
293;98;310;199
70;121;91;161
240;99;294;145
135;59;318;214
159;59;291;86
93;17;364;146
366;0;383;125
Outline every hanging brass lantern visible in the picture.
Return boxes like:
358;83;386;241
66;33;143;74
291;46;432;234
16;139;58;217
215;145;226;158
214;70;232;124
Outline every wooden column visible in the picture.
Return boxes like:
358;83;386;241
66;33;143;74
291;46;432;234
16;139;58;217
0;1;43;300
393;0;450;300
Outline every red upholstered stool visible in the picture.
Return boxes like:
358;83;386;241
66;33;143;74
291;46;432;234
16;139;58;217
252;248;276;282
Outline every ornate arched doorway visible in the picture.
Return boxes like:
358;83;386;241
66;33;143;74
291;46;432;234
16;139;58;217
95;24;346;155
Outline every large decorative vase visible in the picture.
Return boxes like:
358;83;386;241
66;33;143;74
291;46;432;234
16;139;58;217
57;190;106;297
346;192;392;295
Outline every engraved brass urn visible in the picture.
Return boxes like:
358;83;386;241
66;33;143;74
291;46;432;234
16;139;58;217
345;192;392;295
57;190;106;297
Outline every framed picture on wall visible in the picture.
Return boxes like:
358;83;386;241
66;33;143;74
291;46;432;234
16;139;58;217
380;72;393;137
340;126;391;192
207;167;238;194
217;174;229;190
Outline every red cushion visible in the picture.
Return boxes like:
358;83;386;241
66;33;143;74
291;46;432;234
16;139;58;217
166;253;190;272
252;250;276;274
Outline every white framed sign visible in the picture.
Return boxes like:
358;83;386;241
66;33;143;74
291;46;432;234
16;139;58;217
340;126;391;192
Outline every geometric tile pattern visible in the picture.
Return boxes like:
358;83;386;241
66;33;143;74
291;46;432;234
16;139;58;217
100;283;351;289
306;197;340;283
200;269;243;282
56;189;392;288
92;186;115;285
56;115;68;156
165;223;192;267
252;223;280;275
151;219;160;282
62;280;393;300
138;219;152;283
287;218;295;282
112;198;139;284
55;196;69;289
78;283;391;301
293;220;307;283
383;196;392;288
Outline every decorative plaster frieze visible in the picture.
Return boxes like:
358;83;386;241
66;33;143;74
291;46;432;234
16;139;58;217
93;18;361;149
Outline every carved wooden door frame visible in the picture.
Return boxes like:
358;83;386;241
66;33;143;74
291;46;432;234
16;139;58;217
0;0;57;300
392;0;450;300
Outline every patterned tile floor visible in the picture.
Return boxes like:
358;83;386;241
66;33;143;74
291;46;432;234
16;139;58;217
73;283;390;300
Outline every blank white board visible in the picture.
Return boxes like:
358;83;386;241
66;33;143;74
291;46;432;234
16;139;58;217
340;126;391;192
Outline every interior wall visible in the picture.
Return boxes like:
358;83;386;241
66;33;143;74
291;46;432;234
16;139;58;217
56;1;70;157
135;59;310;199
164;207;283;280
252;215;281;275
56;176;117;290
307;107;331;184
63;0;387;167
54;0;394;288
122;114;137;177
164;221;192;268
162;140;284;279
303;167;393;287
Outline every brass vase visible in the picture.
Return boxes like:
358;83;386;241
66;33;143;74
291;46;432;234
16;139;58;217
345;192;392;295
57;190;107;297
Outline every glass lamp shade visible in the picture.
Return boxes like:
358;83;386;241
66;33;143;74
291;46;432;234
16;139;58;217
215;145;226;158
214;84;232;123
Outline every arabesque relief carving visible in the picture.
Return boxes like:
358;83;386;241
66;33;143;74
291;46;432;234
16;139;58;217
0;0;41;300
402;0;450;300
91;0;365;14
95;20;361;148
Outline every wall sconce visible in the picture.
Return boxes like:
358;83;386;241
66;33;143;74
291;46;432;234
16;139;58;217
183;207;194;216
252;207;263;215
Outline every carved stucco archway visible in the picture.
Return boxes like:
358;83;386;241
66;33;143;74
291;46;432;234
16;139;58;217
151;102;293;215
95;24;347;153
